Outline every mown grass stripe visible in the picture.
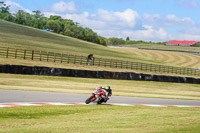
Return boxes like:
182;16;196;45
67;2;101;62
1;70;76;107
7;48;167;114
0;103;199;108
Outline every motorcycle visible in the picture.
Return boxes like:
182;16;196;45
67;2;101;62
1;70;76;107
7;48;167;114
85;88;109;104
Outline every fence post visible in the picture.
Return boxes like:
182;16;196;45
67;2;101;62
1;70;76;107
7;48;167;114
15;48;17;59
31;50;34;60
54;53;56;62
104;59;107;67
61;53;63;63
92;57;95;65
158;65;161;73
141;63;143;71
115;61;117;68
187;68;190;75
74;55;76;64
98;58;101;66
126;61;128;69
194;69;197;76
80;56;83;65
6;47;9;58
135;63;138;70
145;64;148;71
47;52;49;62
40;51;42;61
167;66;170;73
24;49;26;59
67;55;70;64
110;59;112;68
131;62;133;69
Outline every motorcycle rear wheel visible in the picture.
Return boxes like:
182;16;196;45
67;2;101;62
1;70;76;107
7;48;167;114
97;98;104;104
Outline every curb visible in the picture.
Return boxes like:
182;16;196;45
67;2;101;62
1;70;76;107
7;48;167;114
0;102;199;108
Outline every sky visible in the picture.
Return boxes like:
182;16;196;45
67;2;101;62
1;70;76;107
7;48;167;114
2;0;200;42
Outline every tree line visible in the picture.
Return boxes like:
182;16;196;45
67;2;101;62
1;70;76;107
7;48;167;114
0;1;163;46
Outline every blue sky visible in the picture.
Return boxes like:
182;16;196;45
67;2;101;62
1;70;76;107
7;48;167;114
2;0;200;42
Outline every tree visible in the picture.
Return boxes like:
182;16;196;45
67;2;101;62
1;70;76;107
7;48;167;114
2;13;15;22
63;20;76;37
126;36;130;41
49;15;62;20
0;1;9;13
48;15;64;33
125;40;137;44
32;10;47;29
0;2;14;21
108;37;125;45
24;12;34;26
46;20;61;33
98;36;107;46
15;10;26;24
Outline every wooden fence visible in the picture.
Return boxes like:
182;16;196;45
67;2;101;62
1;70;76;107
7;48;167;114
0;46;200;76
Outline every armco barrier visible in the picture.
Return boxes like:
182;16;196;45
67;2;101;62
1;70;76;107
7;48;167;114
0;64;200;84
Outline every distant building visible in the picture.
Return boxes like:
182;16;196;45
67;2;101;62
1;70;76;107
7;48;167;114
165;40;199;46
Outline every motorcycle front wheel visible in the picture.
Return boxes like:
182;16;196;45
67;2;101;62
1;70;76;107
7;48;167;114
85;96;93;104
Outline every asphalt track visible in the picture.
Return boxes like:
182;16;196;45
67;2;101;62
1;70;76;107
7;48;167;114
0;89;200;107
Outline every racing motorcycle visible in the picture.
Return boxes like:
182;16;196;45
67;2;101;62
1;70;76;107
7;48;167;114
85;88;109;104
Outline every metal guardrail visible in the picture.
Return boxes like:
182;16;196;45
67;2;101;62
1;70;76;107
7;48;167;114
0;46;200;76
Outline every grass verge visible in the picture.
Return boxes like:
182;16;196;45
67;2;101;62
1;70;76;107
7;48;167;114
0;73;200;100
0;105;200;133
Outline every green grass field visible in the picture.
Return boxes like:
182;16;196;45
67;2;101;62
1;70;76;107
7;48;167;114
112;47;200;69
0;105;200;133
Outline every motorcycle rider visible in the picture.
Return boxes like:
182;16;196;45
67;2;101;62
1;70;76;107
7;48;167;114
92;86;112;102
104;86;112;102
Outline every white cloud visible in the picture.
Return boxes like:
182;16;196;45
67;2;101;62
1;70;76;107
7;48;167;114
133;25;170;41
5;0;32;14
177;0;199;8
65;11;106;29
174;27;200;41
176;34;200;41
51;1;77;13
95;25;171;42
143;13;195;27
64;9;140;30
166;14;195;26
143;13;161;23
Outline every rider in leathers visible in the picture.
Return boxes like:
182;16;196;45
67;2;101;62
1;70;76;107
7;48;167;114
92;86;112;102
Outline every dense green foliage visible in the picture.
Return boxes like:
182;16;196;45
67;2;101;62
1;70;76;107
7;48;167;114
108;37;125;45
125;40;164;45
108;37;164;46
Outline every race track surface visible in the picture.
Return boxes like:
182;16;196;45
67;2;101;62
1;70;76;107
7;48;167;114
1;90;200;107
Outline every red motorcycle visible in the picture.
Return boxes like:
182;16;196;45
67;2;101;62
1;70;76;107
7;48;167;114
85;87;109;104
